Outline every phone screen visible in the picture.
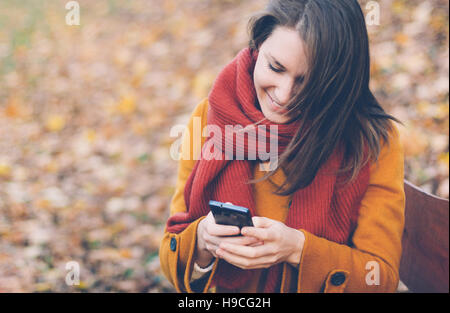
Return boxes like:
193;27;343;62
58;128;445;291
209;200;254;229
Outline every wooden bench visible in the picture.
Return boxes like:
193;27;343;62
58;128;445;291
399;180;449;293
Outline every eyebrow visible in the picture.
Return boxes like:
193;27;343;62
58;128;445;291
266;53;306;78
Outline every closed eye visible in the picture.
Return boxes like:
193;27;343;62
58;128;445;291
267;63;283;73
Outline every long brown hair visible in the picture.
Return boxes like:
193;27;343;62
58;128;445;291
246;0;403;195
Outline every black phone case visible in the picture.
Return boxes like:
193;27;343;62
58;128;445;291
209;200;254;229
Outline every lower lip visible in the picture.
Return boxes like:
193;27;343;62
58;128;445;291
266;93;288;114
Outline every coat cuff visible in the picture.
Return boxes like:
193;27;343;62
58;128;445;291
172;216;218;293
296;230;351;293
191;260;215;282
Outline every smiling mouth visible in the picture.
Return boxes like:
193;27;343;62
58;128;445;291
266;92;288;114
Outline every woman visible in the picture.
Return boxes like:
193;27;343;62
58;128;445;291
160;0;405;293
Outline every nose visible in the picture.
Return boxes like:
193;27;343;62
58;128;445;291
274;78;294;105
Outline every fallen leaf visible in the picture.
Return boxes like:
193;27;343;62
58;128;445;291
45;115;66;132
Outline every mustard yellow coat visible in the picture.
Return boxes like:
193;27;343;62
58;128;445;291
159;99;405;293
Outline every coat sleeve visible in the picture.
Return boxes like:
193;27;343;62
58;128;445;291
294;123;405;292
159;98;219;293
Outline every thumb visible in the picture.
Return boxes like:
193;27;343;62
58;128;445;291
251;216;274;228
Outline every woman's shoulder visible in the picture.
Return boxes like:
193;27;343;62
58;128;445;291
182;98;210;136
370;120;405;174
190;98;209;120
378;121;404;160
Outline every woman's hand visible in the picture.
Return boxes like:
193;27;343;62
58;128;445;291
196;212;262;267
215;216;305;269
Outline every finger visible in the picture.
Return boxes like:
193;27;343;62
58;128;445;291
219;242;269;259
241;227;272;241
251;216;274;228
216;248;249;269
203;231;257;251
220;235;260;246
248;240;264;247
204;227;258;247
207;223;240;237
203;231;221;247
216;248;272;270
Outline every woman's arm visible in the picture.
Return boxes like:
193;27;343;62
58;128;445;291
159;98;218;293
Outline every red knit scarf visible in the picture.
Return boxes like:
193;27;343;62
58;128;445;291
166;48;370;292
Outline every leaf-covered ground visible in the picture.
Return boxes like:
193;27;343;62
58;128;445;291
0;0;448;292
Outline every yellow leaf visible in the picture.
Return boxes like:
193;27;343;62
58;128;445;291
46;115;66;132
3;95;28;119
0;163;11;177
108;222;126;234
417;101;431;115
45;160;59;173
119;249;132;259
438;103;449;119
430;14;446;31
394;33;409;45
117;96;136;115
4;103;20;118
131;59;149;88
85;129;96;143
36;199;51;209
392;1;405;14
131;75;142;88
439;152;449;167
35;283;52;292
75;281;89;290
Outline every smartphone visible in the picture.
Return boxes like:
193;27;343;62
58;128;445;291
209;200;254;229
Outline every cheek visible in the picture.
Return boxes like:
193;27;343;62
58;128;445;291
253;63;262;90
254;67;271;96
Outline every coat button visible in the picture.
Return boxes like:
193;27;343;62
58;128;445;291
330;272;346;286
170;237;177;252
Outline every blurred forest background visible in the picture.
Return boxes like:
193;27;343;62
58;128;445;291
0;0;448;292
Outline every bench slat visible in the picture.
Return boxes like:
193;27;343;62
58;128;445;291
399;180;449;293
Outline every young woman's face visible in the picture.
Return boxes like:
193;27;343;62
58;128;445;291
253;26;308;124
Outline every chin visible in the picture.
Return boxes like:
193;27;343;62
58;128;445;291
262;107;288;124
261;103;288;124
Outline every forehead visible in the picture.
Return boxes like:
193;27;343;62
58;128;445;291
261;26;308;76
